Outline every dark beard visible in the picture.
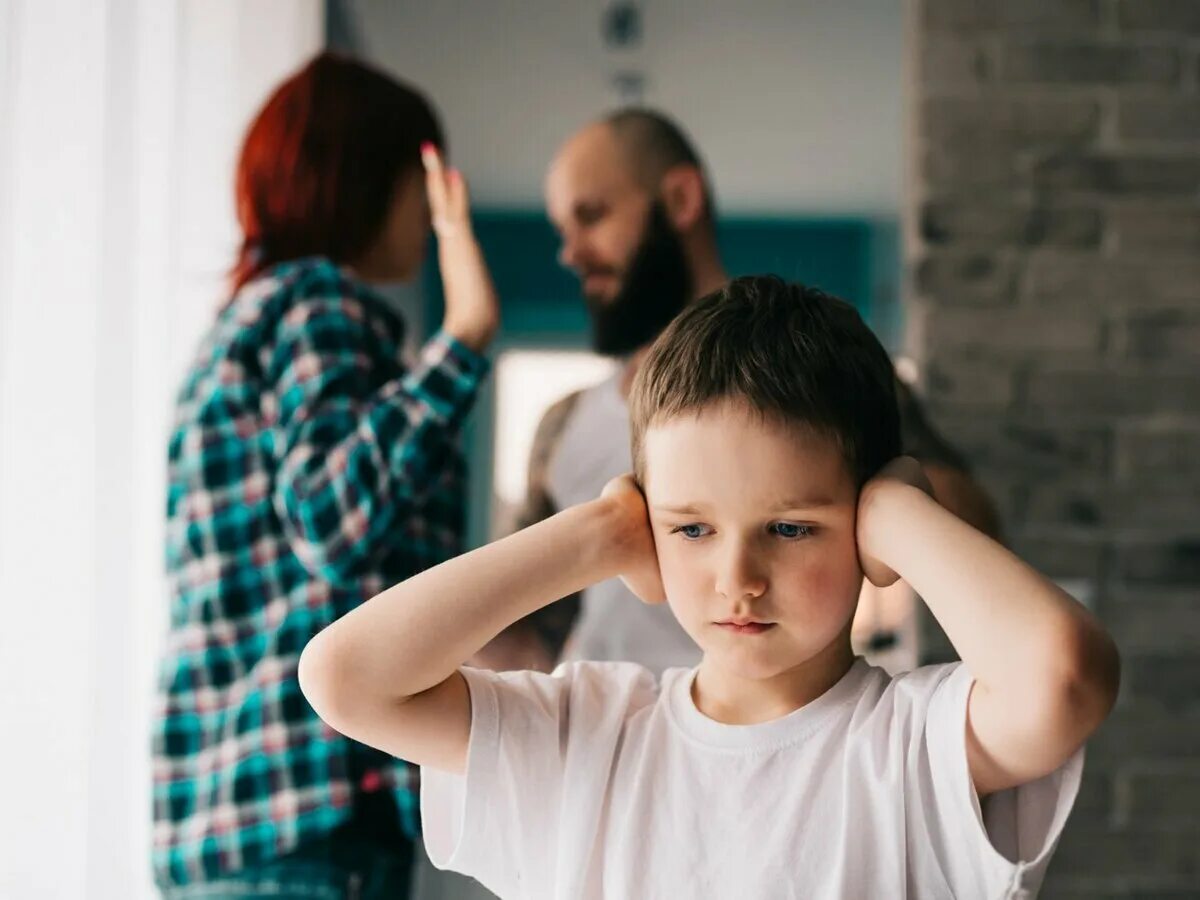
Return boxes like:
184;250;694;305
586;202;692;357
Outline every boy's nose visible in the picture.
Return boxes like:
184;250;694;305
715;545;768;601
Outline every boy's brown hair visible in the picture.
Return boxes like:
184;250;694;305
629;275;901;487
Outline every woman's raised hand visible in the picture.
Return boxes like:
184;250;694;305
422;143;499;352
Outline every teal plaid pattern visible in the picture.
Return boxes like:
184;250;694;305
152;258;488;887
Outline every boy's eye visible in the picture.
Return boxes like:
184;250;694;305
670;523;712;540
770;522;815;539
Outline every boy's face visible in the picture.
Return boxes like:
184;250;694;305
642;400;863;681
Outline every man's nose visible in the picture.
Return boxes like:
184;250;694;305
558;233;582;271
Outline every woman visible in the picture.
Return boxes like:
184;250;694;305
153;53;498;898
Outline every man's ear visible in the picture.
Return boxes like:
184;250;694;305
658;165;707;231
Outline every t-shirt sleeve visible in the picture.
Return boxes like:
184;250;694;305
419;661;657;899
913;663;1084;899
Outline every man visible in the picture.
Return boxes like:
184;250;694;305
484;108;998;673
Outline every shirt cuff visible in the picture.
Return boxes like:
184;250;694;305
425;329;491;380
927;663;1084;896
420;668;501;875
401;329;491;425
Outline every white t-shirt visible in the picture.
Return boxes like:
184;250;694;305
421;658;1082;900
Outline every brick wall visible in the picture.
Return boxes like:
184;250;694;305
908;1;1200;895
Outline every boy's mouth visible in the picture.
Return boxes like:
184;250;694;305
714;620;776;635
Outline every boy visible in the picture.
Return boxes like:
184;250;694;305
300;276;1119;898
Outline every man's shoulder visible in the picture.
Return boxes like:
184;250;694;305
536;370;625;436
525;388;587;491
535;388;586;445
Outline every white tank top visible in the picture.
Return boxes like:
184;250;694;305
546;374;701;672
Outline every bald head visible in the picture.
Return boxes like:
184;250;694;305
604;108;711;208
546;110;714;228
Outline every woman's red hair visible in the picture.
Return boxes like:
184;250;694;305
231;52;443;293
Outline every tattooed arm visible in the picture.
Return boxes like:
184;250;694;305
469;391;584;671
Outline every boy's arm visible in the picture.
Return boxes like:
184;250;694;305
298;480;660;775
857;458;1120;797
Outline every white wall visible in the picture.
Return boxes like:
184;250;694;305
0;4;108;897
172;1;326;363
0;3;322;898
354;0;903;215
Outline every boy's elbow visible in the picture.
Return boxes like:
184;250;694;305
1045;619;1121;739
298;631;357;734
299;627;418;743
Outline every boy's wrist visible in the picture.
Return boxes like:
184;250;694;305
570;496;634;585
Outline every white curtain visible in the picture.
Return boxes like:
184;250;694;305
0;2;322;897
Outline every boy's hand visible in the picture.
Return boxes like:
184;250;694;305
600;475;667;605
856;456;935;588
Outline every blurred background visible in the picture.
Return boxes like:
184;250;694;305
0;0;1197;897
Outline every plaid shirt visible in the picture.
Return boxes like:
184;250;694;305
152;258;488;887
